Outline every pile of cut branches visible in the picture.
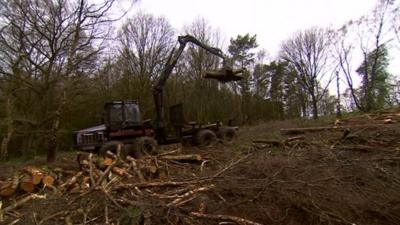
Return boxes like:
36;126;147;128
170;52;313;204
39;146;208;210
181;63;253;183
0;148;262;225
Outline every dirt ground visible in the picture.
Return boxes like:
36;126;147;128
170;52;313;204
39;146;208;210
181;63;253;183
0;109;400;225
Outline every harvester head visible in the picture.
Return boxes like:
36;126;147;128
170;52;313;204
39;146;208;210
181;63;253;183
203;68;245;82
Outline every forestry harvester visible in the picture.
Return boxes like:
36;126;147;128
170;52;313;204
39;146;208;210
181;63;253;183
74;35;244;156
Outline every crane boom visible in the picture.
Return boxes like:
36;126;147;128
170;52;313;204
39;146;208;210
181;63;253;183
152;35;241;144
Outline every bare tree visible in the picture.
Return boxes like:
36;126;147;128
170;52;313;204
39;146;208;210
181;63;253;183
391;1;400;48
333;25;363;111
335;71;342;117
118;12;175;116
280;27;333;119
119;12;175;81
182;17;225;122
183;18;223;78
334;0;395;112
0;0;118;162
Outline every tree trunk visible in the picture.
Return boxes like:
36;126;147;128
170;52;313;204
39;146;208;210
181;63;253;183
1;97;13;160
47;91;67;163
365;84;375;112
46;121;59;164
336;71;342;118
311;94;318;119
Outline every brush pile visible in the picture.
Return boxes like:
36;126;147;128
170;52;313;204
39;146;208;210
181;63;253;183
0;147;261;225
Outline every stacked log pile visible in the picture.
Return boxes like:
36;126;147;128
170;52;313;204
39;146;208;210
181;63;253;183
0;167;56;198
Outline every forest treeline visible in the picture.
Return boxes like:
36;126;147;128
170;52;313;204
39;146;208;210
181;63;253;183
0;0;399;160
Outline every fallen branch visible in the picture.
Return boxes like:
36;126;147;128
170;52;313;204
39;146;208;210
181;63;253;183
283;135;305;143
7;218;20;225
88;153;96;186
95;157;120;187
126;156;145;182
167;184;215;207
161;154;203;162
213;153;251;178
122;180;206;189
158;149;181;156
190;212;262;225
1;194;46;213
252;140;282;147
59;171;83;191
112;167;134;178
38;211;68;225
336;145;374;152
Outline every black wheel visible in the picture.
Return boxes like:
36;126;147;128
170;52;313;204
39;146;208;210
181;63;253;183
98;141;125;158
122;144;143;159
217;127;237;145
135;136;158;155
194;129;217;147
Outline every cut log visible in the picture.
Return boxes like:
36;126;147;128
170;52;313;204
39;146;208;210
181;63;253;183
42;175;55;186
281;126;339;135
0;173;19;197
20;175;35;193
23;167;43;185
280;124;386;135
20;183;35;193
0;183;15;197
32;174;43;185
103;157;113;167
162;154;203;162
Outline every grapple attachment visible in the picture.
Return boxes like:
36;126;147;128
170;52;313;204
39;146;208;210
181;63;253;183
203;68;245;82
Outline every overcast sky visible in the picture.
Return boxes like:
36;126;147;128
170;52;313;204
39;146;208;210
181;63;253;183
131;0;378;55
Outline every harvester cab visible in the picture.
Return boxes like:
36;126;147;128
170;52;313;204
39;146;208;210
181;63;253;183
103;101;142;132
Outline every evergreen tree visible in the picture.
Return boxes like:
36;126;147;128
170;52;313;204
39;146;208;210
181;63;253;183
356;44;391;110
228;34;258;124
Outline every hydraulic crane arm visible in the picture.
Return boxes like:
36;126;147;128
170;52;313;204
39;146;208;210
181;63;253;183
152;35;242;143
153;35;226;93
